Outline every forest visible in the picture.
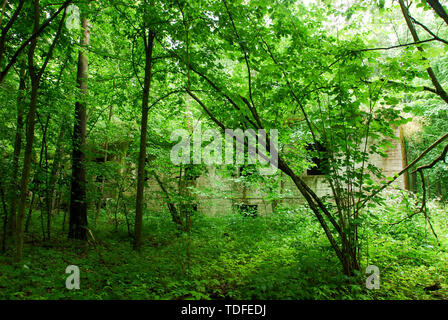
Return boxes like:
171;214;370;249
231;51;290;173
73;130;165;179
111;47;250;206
0;0;447;301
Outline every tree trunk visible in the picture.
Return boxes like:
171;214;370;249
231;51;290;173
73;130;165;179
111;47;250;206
0;0;26;69
69;15;90;240
23;114;50;238
400;127;410;190
1;181;9;253
95;105;113;225
15;81;39;261
152;171;183;227
44;61;68;240
45;120;65;239
0;0;71;85
436;179;442;199
24;192;35;233
186;88;361;276
14;0;65;261
426;0;448;26
410;171;417;193
399;0;448;104
277;156;360;275
15;0;41;261
133;30;155;250
7;62;26;237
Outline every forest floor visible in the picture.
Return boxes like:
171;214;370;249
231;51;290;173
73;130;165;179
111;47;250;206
0;198;447;300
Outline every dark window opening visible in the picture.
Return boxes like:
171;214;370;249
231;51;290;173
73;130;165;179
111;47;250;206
238;164;256;177
182;203;198;216
94;156;106;163
306;142;329;176
184;165;201;181
237;204;258;217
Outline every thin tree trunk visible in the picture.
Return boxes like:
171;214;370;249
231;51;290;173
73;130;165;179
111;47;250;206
15;0;41;259
15;78;39;261
15;0;66;262
44;60;68;240
133;30;155;250
54;184;62;217
95;105;113;225
427;0;448;26
69;15;90;240
152;171;182;227
45;121;65;240
39;198;46;240
0;0;9;28
7;62;26;237
1;181;8;253
410;171;417;193
62;203;68;232
399;0;448;104
400;126;410;190
24;113;50;237
186;87;358;275
436;179;442;199
0;0;72;84
0;0;26;69
278;157;359;275
24;192;35;233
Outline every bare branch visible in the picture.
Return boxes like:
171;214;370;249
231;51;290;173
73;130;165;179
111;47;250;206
411;143;448;174
359;131;448;210
409;15;448;45
353;38;440;52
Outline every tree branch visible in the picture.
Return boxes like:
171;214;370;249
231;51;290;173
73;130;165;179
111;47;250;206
353;38;440;52
409;15;448;45
0;0;72;84
427;0;448;26
359;131;448;210
398;0;448;104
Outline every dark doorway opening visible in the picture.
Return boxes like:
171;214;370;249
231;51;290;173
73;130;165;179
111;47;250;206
306;142;329;176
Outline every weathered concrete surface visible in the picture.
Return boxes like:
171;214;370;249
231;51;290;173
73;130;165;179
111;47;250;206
145;128;405;216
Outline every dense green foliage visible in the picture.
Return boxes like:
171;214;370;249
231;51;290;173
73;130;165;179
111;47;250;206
0;192;446;300
0;0;447;300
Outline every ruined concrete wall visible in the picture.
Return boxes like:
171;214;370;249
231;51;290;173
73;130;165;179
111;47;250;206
144;128;405;216
369;127;405;188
